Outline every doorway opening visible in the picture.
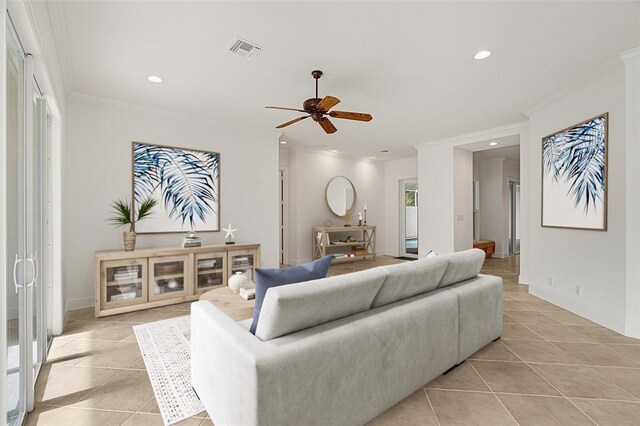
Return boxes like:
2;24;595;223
279;169;289;266
399;178;418;258
509;180;521;255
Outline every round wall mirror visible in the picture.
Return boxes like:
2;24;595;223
326;176;356;217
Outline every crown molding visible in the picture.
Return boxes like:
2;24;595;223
287;144;383;163
68;92;280;138
621;47;640;64
415;120;529;151
383;156;418;166
525;54;624;117
44;0;74;95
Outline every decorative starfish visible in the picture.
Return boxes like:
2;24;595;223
223;223;237;241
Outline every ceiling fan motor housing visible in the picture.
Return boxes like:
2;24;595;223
265;69;372;133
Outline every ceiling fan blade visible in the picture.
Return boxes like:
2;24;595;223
328;111;373;122
318;117;337;134
317;96;340;111
265;106;307;113
276;115;310;129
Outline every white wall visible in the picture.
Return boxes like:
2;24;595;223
623;49;640;337
478;158;504;253
416;122;529;263
287;149;385;264
64;96;280;310
418;143;455;255
453;148;473;252
527;61;628;334
383;157;418;257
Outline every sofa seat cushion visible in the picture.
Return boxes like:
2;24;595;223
437;249;486;288
255;267;386;341
250;255;333;334
371;257;449;308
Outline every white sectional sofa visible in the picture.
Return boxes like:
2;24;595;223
191;249;502;425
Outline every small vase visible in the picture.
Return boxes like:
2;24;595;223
228;271;248;293
123;231;137;251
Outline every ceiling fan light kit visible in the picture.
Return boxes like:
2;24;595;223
266;70;373;134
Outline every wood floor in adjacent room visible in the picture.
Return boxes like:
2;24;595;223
28;255;640;425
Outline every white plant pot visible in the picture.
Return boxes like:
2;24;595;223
228;271;248;293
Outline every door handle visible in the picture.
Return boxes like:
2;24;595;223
13;254;24;293
26;254;37;287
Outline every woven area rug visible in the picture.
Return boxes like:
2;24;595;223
134;315;204;425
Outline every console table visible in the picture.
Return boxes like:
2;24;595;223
94;243;260;317
312;226;376;263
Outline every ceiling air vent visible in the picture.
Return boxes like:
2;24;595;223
228;37;262;60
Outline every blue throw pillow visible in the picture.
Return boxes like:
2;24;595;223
249;255;333;334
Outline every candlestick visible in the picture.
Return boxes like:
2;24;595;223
364;209;367;226
364;204;367;211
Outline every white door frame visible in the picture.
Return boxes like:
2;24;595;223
399;177;418;258
279;168;289;265
7;0;63;336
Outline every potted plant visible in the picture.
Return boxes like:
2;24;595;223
108;197;158;251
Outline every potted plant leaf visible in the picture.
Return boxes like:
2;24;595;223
108;197;158;251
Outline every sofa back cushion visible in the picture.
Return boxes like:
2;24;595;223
255;267;386;341
437;249;486;288
370;257;450;308
250;255;333;334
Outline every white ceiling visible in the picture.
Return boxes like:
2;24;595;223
48;1;640;160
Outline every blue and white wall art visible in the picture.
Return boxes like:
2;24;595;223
542;113;608;231
133;142;220;233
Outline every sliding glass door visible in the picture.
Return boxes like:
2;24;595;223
400;179;418;258
5;16;50;425
509;181;520;255
6;17;26;425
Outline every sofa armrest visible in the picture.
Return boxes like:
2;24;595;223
191;301;265;425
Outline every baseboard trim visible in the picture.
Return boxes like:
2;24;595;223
65;296;94;313
518;274;531;285
625;322;640;339
529;285;627;335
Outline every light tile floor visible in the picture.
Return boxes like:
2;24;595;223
28;255;640;425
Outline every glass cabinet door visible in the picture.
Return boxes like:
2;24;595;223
195;253;226;293
149;255;189;301
229;250;257;282
101;259;148;309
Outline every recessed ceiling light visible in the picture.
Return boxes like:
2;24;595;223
280;141;288;145
474;50;492;60
369;156;378;160
147;75;163;83
379;149;389;153
332;149;342;154
489;142;498;146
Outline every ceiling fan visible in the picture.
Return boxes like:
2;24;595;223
265;70;373;134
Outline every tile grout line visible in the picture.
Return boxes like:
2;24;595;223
599;343;640;368
467;360;521;425
505;297;640;408
421;388;441;426
501;314;604;425
541;340;640;403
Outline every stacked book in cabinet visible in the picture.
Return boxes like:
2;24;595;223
95;243;260;317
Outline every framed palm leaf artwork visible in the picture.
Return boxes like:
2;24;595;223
542;113;608;231
132;142;220;233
